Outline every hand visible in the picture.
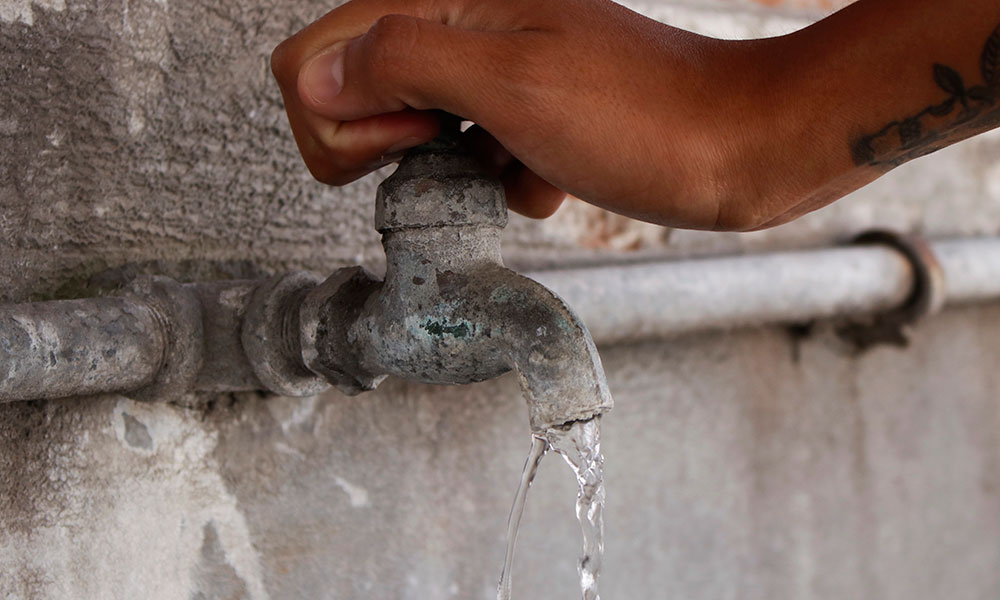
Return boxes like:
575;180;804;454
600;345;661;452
271;0;792;229
272;0;1000;231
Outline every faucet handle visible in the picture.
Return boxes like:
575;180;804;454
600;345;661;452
374;114;508;233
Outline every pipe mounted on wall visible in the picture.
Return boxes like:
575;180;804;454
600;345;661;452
529;236;1000;345
1;235;998;403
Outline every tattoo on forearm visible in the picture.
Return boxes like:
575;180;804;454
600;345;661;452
851;24;1000;168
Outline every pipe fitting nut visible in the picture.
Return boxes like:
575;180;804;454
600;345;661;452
375;147;507;232
242;271;332;397
300;266;386;395
124;275;204;402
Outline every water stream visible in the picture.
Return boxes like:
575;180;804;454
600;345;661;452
496;434;548;600
497;416;605;600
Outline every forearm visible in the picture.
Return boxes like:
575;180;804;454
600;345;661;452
271;0;1000;232
731;0;1000;229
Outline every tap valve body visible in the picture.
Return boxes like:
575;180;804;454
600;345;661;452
300;126;612;431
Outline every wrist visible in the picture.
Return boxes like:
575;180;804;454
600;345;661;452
657;36;795;231
701;33;857;231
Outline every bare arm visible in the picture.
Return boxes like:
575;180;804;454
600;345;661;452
744;0;1000;228
270;0;1000;231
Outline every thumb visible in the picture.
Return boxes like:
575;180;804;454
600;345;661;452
296;14;524;126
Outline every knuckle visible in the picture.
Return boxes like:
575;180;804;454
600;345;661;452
306;138;370;180
311;128;370;168
365;14;420;81
270;39;303;89
306;158;357;186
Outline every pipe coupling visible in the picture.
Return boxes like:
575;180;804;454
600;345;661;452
241;271;331;397
124;276;204;401
299;266;386;396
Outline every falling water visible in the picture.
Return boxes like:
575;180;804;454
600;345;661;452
548;417;605;600
496;433;548;600
497;416;605;600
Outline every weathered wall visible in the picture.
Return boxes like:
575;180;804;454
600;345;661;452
4;310;999;600
2;1;999;599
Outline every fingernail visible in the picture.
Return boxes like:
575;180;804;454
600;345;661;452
367;151;407;170
301;49;345;105
385;136;425;155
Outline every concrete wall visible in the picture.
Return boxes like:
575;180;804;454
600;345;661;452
2;1;999;599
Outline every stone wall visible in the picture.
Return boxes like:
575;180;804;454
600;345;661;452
2;1;999;599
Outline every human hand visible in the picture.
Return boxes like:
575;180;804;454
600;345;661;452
273;0;1000;231
271;0;801;229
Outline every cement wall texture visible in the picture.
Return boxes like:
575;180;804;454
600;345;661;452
1;0;999;599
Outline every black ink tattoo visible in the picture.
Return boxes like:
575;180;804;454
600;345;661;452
851;24;1000;168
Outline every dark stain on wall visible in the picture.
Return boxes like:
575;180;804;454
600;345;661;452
190;521;250;600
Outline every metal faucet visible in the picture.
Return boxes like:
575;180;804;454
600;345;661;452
298;120;613;431
0;119;612;431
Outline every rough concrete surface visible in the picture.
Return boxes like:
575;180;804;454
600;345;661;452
3;305;999;599
2;0;1000;598
0;0;385;303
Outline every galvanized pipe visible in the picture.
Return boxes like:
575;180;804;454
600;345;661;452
0;296;167;401
528;237;1000;346
933;238;1000;304
188;280;263;393
1;236;998;402
0;276;204;404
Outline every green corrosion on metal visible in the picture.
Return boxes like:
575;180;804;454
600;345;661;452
490;285;528;305
421;318;471;338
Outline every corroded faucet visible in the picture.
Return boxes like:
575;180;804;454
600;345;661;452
0;120;611;430
298;121;612;431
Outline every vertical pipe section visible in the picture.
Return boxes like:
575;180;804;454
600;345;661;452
0;297;166;402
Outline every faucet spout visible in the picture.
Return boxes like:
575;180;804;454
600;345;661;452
488;268;613;431
298;122;612;430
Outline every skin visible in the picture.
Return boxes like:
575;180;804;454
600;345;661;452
270;0;1000;231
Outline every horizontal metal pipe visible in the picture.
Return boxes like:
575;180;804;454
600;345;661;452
933;238;1000;304
0;297;166;402
2;236;997;402
187;280;262;393
528;237;1000;346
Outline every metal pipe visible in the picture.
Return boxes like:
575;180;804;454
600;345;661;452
527;237;1000;346
0;276;204;404
2;236;998;402
0;296;166;401
188;280;263;393
933;238;1000;304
